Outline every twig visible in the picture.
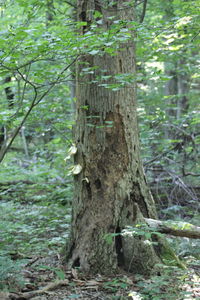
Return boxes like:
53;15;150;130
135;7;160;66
64;0;77;8
140;0;147;23
182;171;200;177
9;279;69;299
0;57;78;163
24;256;41;267
0;92;38;163
144;144;180;166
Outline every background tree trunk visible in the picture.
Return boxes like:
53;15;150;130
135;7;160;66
0;76;15;149
66;0;161;275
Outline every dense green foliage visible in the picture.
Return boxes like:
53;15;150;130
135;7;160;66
0;0;199;297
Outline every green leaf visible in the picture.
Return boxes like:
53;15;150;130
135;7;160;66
54;269;65;280
88;49;100;55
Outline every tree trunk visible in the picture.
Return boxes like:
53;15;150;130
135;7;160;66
66;0;162;275
177;58;189;119
0;76;15;149
163;0;190;135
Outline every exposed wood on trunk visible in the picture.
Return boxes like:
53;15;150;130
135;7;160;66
145;218;200;239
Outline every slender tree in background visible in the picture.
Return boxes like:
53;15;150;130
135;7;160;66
164;1;190;132
0;77;15;149
66;0;162;275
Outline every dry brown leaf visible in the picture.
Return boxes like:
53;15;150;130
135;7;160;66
85;280;101;286
71;268;79;280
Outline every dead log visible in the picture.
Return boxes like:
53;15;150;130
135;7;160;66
144;218;200;239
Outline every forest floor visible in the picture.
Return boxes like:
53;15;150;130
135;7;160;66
1;250;200;300
0;198;200;299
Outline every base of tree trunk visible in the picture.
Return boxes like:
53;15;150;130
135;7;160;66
121;204;161;275
64;203;186;275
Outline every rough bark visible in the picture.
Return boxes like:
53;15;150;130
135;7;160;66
66;0;161;275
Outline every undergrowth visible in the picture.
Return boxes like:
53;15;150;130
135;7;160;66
0;255;25;291
0;156;199;298
0;201;71;257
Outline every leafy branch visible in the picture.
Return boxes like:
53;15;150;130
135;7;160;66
0;57;78;163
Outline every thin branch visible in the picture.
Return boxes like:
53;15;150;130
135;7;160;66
140;0;147;23
182;171;200;177
167;123;195;141
0;56;59;72
16;68;38;98
144;143;180;167
51;124;72;145
190;30;200;42
0;93;37;163
64;0;76;8
34;57;78;106
0;57;78;163
11;64;32;119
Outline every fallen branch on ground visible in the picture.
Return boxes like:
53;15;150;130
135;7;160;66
144;218;200;239
8;279;69;299
0;180;35;186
